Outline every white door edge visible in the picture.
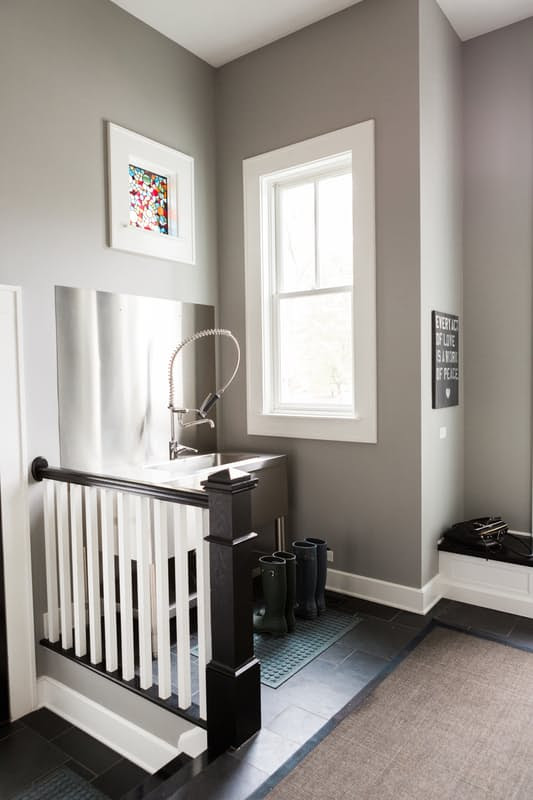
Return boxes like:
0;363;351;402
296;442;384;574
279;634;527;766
0;285;37;718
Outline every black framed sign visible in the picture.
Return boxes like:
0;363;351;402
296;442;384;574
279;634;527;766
432;310;459;409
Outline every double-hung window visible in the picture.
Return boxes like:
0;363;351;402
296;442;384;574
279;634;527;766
243;121;377;443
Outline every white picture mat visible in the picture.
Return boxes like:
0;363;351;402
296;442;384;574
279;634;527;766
107;122;195;263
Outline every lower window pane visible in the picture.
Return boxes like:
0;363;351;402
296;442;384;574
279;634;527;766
278;293;353;409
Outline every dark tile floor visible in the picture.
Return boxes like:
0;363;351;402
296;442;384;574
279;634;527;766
0;707;149;799
4;595;533;800
157;593;533;800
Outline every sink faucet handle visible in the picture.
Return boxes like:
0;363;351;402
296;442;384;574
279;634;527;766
168;440;199;460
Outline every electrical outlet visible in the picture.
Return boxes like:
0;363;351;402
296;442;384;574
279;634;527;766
327;549;334;562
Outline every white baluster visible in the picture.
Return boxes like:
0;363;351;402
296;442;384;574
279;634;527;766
70;483;86;657
153;500;171;699
57;482;73;650
100;488;118;672
136;495;153;690
174;505;192;710
84;486;102;664
195;507;211;720
117;493;134;681
43;480;59;643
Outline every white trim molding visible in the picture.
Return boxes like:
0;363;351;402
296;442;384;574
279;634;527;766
327;545;533;621
439;550;533;618
0;285;37;719
37;676;206;773
326;568;442;615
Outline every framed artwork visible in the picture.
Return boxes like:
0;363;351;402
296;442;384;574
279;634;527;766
107;122;195;263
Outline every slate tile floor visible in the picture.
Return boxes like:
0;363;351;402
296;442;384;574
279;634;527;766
4;595;533;800
0;708;149;799
158;594;533;800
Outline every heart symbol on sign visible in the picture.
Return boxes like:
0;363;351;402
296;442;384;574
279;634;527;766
445;388;451;399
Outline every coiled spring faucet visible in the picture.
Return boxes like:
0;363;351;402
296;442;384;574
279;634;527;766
168;328;240;459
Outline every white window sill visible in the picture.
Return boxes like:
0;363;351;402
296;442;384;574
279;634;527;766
247;411;377;443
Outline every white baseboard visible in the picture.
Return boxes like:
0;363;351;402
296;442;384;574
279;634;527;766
439;550;533;619
326;568;442;615
37;676;202;773
327;548;533;620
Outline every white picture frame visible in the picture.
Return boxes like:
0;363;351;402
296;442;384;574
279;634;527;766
107;122;195;263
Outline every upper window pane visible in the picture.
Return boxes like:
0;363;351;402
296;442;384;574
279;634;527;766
277;292;353;409
277;181;315;293
317;173;352;288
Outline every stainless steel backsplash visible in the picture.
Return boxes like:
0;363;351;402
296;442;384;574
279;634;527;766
55;286;217;472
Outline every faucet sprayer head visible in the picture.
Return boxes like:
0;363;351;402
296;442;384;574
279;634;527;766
199;392;221;418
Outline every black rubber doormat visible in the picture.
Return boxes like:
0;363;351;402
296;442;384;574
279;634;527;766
13;768;106;800
190;610;360;688
255;609;360;688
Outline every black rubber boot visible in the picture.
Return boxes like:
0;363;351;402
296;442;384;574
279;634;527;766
273;551;296;632
292;541;318;620
306;538;327;614
253;556;288;636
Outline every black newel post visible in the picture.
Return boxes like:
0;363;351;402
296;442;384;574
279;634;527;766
202;467;261;758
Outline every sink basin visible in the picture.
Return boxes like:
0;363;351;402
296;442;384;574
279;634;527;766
145;452;253;476
142;451;288;530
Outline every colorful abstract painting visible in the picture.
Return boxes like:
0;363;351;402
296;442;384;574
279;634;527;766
128;164;169;234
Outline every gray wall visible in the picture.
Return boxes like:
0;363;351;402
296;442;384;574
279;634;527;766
463;19;533;530
216;0;424;587
0;0;217;676
419;0;464;584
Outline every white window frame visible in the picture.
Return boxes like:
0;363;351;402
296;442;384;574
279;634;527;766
243;120;377;443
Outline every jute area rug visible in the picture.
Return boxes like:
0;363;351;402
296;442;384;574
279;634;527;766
267;626;533;800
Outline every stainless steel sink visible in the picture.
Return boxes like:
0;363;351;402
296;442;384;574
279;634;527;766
143;451;288;534
144;452;253;475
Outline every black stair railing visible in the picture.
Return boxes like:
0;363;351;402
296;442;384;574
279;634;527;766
31;456;261;760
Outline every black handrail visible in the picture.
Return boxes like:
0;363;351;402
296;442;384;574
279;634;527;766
32;456;262;754
31;457;209;509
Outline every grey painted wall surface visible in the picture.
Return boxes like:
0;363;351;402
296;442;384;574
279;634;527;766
463;19;533;530
419;0;464;584
216;0;423;587
0;0;217;686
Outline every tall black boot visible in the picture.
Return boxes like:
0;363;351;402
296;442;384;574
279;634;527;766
273;550;296;632
306;538;327;614
292;541;318;620
253;556;288;636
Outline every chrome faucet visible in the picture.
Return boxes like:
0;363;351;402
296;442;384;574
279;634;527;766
168;437;198;461
168;409;213;460
167;328;240;460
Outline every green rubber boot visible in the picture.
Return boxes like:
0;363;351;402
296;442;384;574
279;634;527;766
273;551;297;632
253;556;288;636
